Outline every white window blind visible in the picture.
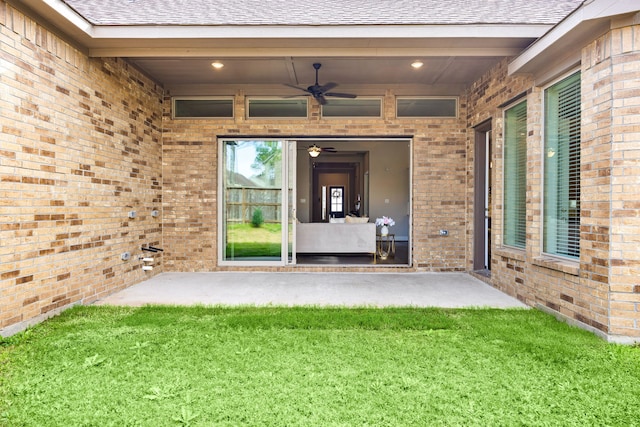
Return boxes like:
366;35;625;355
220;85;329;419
503;101;527;249
544;72;581;259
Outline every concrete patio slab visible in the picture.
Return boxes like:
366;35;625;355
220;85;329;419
95;272;528;308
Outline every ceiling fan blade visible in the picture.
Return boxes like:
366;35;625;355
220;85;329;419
325;92;357;99
319;82;338;92
316;95;327;105
283;83;311;93
323;147;337;152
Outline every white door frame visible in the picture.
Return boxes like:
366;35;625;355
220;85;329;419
218;138;296;267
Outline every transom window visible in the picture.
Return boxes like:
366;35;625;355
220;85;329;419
322;98;382;118
396;97;457;118
247;98;308;118
172;97;234;119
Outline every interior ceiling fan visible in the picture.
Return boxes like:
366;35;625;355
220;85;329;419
285;63;357;105
307;144;337;157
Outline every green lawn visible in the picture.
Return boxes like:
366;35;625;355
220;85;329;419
226;223;283;258
1;306;639;426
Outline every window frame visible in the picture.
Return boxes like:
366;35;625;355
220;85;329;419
541;69;581;260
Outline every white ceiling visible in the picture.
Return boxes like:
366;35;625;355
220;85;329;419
130;56;506;96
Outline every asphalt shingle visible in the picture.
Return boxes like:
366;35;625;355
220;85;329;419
61;0;584;26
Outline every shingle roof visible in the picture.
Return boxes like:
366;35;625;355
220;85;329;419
61;0;584;26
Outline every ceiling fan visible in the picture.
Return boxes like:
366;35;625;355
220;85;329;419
307;144;337;158
285;63;357;105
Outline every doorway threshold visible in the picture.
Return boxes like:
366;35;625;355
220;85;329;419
473;269;491;277
295;262;412;268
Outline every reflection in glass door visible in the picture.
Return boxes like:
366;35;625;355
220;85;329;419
220;140;295;265
287;141;296;264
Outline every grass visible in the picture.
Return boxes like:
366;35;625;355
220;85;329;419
226;223;283;258
1;306;639;426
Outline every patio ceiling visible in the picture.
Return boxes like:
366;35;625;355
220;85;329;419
129;55;510;96
15;0;575;95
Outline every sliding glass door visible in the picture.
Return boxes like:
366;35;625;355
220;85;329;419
219;139;296;265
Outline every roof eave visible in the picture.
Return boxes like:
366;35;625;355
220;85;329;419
13;0;553;56
85;24;549;58
509;0;640;79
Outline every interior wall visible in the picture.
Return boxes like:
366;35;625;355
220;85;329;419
296;139;410;240
368;140;410;240
0;2;165;335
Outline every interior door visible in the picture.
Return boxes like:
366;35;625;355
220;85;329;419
312;164;355;222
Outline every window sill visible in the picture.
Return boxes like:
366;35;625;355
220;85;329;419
495;247;525;262
532;256;579;276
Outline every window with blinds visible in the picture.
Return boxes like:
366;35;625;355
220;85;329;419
503;101;527;249
543;72;581;259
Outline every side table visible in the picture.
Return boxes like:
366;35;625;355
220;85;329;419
376;233;395;260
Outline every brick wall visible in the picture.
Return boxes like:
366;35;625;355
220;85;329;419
467;27;640;342
162;90;469;272
0;2;164;335
464;59;542;302
3;1;638;342
465;59;614;337
583;24;640;340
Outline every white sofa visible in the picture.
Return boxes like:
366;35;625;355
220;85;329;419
296;222;376;258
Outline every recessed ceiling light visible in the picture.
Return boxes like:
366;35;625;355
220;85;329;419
211;61;224;69
411;61;424;69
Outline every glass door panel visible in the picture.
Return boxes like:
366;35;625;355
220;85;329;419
222;140;283;263
287;141;296;264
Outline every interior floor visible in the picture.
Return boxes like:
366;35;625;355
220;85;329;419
296;241;409;266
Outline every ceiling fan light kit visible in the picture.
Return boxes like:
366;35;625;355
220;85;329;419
307;144;337;157
285;63;357;105
308;145;322;158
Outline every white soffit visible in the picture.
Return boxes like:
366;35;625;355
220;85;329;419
509;0;640;77
86;26;542;57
